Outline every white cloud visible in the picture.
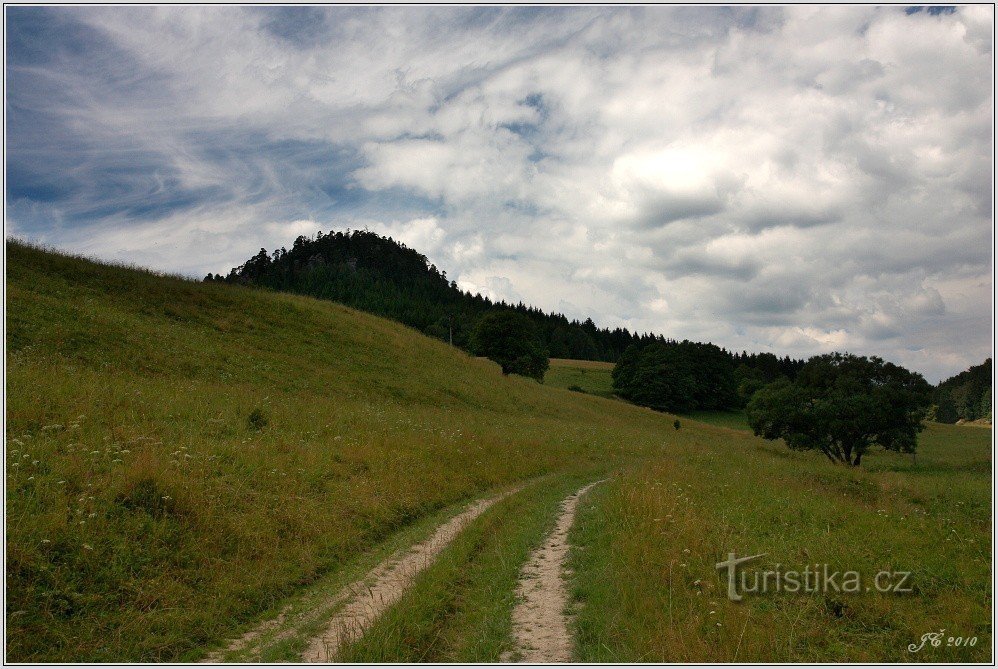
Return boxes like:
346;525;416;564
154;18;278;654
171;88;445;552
380;217;446;257
5;6;992;381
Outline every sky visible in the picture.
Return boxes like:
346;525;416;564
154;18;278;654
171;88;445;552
5;5;993;382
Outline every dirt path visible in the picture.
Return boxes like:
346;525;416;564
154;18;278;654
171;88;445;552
507;480;603;663
201;604;293;662
299;486;520;662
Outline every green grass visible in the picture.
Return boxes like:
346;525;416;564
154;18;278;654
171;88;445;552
568;421;992;662
203;490;501;662
4;241;683;661
542;361;750;433
679;409;751;431
544;359;616;398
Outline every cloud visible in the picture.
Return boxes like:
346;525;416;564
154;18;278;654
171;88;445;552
5;6;992;382
380;217;447;257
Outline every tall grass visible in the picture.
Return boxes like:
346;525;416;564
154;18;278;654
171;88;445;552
7;241;990;662
336;473;597;662
569;422;992;662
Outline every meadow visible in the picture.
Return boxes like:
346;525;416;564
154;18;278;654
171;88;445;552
5;241;674;661
569;420;992;662
544;359;751;430
544;358;616;398
6;241;992;662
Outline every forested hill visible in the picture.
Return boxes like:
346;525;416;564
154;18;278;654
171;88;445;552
934;358;992;423
211;229;638;360
211;228;802;373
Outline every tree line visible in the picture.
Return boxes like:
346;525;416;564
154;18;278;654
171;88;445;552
210;229;984;468
932;358;992;423
210;230;645;361
611;340;804;413
209;229;804;380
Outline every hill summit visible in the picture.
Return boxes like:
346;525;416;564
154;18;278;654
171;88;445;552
211;229;642;361
214;229;806;383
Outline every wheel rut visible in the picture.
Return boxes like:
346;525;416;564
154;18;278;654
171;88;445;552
507;480;604;663
299;486;520;662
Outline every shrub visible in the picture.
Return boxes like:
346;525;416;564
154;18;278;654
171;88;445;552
248;407;269;430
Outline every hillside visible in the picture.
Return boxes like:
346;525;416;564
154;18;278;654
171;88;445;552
5;240;675;661
213;229;638;361
6;241;991;662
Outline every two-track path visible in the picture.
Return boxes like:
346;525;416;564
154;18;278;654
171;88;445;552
204;486;521;663
204;479;603;663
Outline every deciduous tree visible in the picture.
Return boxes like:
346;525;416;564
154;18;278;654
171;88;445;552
471;311;549;381
746;353;932;466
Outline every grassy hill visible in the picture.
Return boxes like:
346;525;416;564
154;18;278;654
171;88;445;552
215;229;644;361
6;241;992;662
5;241;675;661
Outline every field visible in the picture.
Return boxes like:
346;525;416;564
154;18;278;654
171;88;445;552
4;241;670;661
544;358;616;398
570;420;992;662
5;241;993;662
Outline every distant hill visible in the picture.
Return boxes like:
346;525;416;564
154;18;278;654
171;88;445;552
934;359;992;423
215;229;803;376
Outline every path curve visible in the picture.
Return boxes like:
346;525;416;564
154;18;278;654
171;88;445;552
508;480;604;663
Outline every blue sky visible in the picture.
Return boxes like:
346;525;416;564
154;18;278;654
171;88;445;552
5;6;993;381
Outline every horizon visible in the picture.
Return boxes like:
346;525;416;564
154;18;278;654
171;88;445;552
5;5;994;383
7;233;987;386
